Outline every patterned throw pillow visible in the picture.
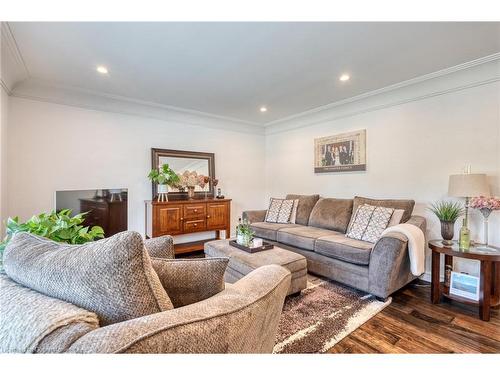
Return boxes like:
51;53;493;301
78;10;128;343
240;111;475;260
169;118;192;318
346;204;376;240
346;204;394;243
289;199;299;224
265;198;296;224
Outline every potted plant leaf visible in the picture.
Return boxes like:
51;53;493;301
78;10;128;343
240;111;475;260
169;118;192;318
428;201;464;245
148;164;180;202
236;218;255;247
0;209;105;269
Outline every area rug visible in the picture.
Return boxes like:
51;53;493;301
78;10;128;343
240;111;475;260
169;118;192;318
273;280;391;353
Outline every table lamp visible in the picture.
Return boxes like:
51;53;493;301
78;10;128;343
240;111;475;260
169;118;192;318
448;173;490;228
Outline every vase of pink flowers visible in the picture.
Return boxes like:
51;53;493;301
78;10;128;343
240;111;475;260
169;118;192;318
470;196;500;246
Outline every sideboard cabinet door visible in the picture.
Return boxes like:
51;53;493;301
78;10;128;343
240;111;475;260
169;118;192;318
154;204;183;236
206;201;230;230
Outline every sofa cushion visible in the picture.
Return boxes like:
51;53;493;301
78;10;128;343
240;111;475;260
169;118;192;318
308;198;354;233
250;222;301;241
285;194;320;226
0;273;99;353
277;226;343;251
314;235;373;266
352;196;415;223
3;231;174;326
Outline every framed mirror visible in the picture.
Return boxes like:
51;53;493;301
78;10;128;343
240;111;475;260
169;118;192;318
151;148;215;200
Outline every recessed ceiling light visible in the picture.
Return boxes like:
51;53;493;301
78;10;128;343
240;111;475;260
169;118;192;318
339;74;350;82
96;66;109;74
260;106;268;113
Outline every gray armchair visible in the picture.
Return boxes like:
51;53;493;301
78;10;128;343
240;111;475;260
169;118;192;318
67;264;291;353
0;232;291;354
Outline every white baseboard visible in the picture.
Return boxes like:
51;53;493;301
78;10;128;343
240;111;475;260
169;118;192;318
419;271;444;283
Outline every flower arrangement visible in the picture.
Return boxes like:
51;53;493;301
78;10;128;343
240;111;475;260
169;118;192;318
178;170;200;188
470;196;500;211
178;171;212;189
470;196;500;246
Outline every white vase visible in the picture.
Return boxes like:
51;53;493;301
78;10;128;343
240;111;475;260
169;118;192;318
237;233;251;246
157;184;168;202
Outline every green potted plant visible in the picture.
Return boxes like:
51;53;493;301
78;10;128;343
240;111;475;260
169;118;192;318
428;201;464;245
148;164;180;202
236;218;254;247
0;209;105;268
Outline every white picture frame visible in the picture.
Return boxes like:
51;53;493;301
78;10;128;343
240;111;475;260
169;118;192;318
449;271;480;301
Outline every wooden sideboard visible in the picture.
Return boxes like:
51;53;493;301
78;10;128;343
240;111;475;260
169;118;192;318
145;198;231;254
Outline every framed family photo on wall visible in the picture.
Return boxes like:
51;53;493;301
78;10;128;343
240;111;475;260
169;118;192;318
314;129;367;173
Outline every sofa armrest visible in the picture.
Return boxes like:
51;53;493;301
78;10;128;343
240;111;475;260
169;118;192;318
67;265;291;353
144;235;174;259
368;215;427;298
405;215;427;234
242;209;267;223
151;257;228;308
368;235;409;299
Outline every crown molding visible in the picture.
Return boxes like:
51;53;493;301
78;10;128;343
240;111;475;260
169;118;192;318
1;22;29;91
1;79;12;95
265;54;500;135
12;78;266;135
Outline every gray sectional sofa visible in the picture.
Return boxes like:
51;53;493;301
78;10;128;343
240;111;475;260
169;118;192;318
243;194;426;299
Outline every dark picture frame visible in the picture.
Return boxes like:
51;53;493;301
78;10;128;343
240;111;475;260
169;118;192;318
151;148;216;200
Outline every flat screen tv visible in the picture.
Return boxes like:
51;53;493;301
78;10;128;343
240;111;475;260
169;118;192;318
55;189;128;237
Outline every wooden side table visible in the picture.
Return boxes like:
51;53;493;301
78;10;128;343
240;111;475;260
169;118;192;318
429;240;500;321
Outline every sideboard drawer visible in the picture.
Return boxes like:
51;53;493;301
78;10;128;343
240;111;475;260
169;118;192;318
184;203;207;219
183;219;207;233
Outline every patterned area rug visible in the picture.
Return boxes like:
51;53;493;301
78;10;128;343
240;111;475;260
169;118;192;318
274;279;391;353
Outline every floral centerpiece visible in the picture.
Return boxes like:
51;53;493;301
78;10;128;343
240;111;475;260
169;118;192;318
470;196;500;246
178;171;212;199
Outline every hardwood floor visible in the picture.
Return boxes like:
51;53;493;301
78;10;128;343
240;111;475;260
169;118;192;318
329;279;500;353
182;251;499;353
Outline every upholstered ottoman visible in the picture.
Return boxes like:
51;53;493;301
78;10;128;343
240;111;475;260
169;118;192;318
204;239;307;296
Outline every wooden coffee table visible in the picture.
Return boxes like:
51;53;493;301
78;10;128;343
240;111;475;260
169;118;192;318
428;240;500;321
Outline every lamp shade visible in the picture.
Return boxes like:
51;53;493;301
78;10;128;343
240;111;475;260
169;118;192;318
448;174;490;197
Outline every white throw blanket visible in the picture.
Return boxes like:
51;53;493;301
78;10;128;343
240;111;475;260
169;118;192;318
381;223;425;276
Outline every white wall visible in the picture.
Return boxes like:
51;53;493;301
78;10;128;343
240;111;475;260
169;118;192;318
265;81;500;278
0;86;8;236
6;98;267;240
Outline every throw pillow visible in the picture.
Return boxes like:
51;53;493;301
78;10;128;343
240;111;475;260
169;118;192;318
362;205;395;243
151;257;229;308
265;198;296;224
388;209;405;227
346;204;394;243
3;231;174;326
346;204;376;240
289;199;299;224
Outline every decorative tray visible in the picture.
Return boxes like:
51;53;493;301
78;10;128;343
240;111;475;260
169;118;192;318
229;240;274;253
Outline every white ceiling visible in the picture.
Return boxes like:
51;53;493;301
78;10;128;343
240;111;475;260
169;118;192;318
4;22;500;125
